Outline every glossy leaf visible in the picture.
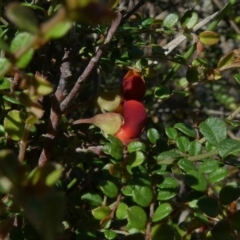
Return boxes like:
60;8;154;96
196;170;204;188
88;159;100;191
157;176;179;201
92;206;111;220
132;186;153;207
197;196;219;218
176;136;190;152
152;203;173;222
147;128;160;144
128;151;145;168
178;158;197;172
157;150;182;164
99;181;118;198
218;139;240;158
127;141;146;153
219;185;240;205
163;13;179;28
116;202;128;219
184;170;207;192
188;141;202;156
165;127;178;139
6;3;39;33
81;193;102;206
174;123;196;138
209;167;228;183
199;159;219;173
199;31;220;46
199;118;226;146
181;10;198;29
104;230;117;240
10;32;34;68
4;110;25;141
103;142;123;160
127;206;147;230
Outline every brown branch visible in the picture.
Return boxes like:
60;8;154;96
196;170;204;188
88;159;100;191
60;12;123;113
38;50;72;166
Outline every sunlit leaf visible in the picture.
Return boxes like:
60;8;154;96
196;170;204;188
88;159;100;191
199;31;220;46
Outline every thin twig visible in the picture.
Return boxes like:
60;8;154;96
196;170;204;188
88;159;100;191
38;50;72;166
163;11;219;55
60;12;123;113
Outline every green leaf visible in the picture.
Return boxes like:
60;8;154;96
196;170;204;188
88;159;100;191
157;150;182;164
151;224;175;240
199;31;220;46
211;220;232;240
197;196;219;218
104;230;117;240
178;158;197;172
188;141;202;156
132;186;153;207
34;75;54;95
116;202;128;219
231;210;240;231
234;73;240;85
218;139;240;158
209;168;228;183
199;118;227;146
181;10;198;29
184;170;208;192
122;185;133;196
127;141;146;153
43;20;72;40
103;141;123;160
99;181;118;198
128;151;145;168
157;176;179;201
217;51;235;69
0;38;10;52
199;159;219;173
4;110;25;141
92;206;111;220
176;136;190;152
0;78;11;90
163;13;179;28
6;3;39;33
165;127;178;139
0;58;11;76
219;185;240;205
186;67;201;82
142;17;154;26
28;163;63;187
152;203;173;222
10;32;34;68
81;193;102;206
174;123;196;138
154;86;170;99
127;206;147;230
147;128;160;144
0;150;21;187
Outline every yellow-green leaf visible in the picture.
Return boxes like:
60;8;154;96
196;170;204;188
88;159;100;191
199;31;220;46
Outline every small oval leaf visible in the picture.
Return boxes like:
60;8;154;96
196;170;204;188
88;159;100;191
199;31;220;46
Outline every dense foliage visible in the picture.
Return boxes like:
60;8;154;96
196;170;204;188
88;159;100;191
1;0;240;239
